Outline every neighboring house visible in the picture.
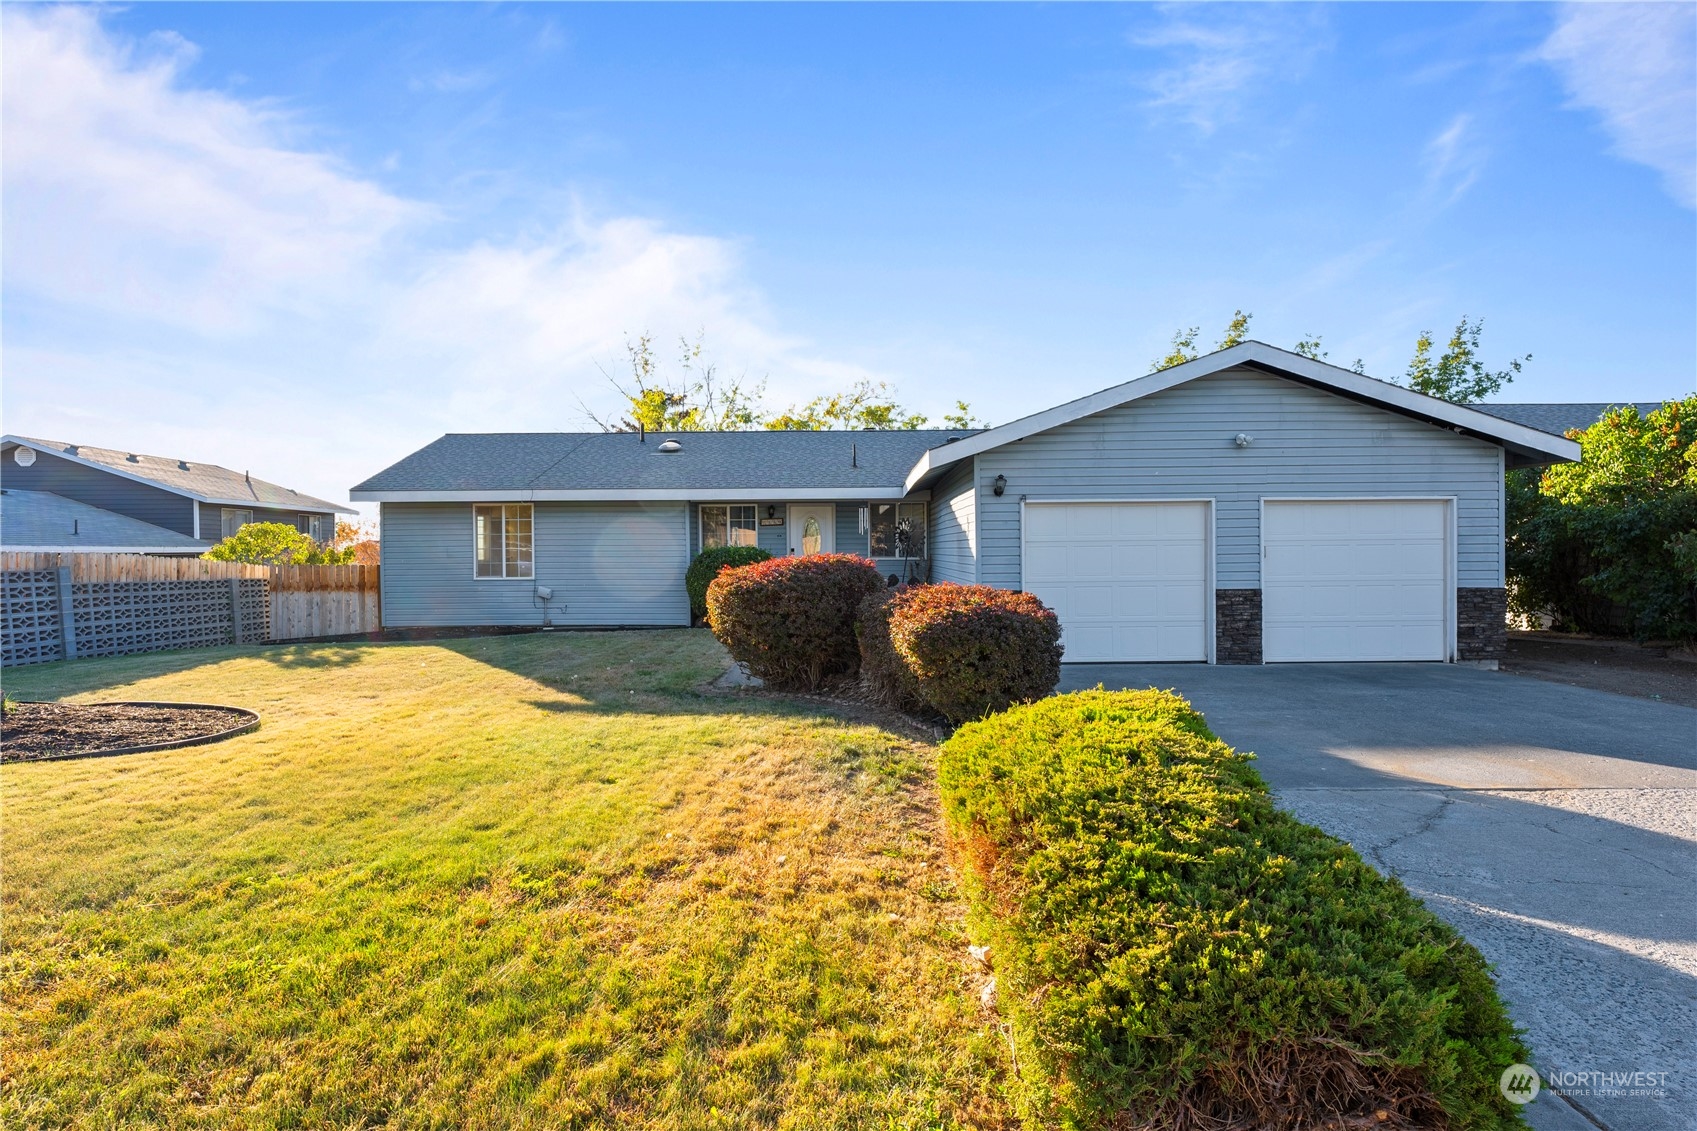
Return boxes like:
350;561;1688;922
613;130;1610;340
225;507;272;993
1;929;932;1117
0;436;354;555
352;342;1581;665
0;490;211;555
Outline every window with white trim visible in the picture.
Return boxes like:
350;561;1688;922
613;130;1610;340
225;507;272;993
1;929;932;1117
300;514;326;542
474;504;533;579
869;502;926;559
220;508;253;539
700;504;758;550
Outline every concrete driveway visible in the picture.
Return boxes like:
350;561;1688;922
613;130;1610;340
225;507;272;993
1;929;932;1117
1059;663;1697;1131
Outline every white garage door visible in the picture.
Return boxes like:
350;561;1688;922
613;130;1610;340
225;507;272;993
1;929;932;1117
1023;501;1209;663
1262;500;1449;662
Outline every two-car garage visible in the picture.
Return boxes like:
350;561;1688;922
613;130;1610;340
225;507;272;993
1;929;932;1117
1022;498;1453;664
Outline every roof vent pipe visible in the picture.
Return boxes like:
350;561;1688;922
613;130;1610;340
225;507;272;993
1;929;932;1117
640;422;646;443
851;442;858;468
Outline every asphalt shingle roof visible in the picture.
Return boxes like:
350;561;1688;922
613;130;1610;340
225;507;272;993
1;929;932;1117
5;436;354;513
1474;403;1671;438
1;490;211;551
352;429;981;493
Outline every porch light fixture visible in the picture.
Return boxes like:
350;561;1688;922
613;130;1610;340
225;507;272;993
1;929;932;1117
767;505;776;519
992;474;1007;496
1234;433;1254;448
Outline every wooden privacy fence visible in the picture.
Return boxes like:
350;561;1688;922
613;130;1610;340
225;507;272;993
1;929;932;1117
269;564;381;642
0;553;381;667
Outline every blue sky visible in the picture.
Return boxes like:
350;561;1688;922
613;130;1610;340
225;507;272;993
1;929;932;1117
4;3;1693;515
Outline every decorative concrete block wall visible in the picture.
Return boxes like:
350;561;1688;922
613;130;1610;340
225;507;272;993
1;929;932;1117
1;569;270;667
0;569;66;667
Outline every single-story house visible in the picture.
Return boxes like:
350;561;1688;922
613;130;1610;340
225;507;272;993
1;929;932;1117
351;342;1581;664
0;435;355;554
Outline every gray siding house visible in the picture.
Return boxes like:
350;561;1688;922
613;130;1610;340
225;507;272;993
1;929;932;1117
352;342;1581;664
1;436;354;554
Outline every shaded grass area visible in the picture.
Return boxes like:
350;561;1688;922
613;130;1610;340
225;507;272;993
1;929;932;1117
2;630;1009;1129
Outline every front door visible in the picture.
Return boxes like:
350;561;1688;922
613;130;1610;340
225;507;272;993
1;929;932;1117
787;504;836;556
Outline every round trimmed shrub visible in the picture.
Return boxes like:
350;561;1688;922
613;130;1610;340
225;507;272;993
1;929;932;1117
883;584;1062;724
685;545;773;620
855;587;924;711
705;554;883;690
940;689;1529;1131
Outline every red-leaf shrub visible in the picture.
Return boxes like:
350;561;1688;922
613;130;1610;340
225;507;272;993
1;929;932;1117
882;584;1063;723
706;554;884;690
856;587;924;711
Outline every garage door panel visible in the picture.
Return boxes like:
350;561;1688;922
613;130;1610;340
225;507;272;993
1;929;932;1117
1025;502;1210;663
1263;500;1449;663
1024;543;1070;581
1025;505;1070;540
1067;545;1113;579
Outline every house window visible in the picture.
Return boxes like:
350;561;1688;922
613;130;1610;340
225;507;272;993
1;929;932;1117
869;502;926;559
700;504;758;550
300;514;325;542
220;508;253;539
474;504;533;579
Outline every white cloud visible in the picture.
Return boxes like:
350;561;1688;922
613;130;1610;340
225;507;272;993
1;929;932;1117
1539;2;1697;209
1423;112;1484;203
0;7;889;516
2;7;425;334
1131;5;1331;133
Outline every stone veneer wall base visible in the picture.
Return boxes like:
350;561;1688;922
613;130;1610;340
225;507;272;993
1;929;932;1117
1215;589;1262;665
1456;587;1508;662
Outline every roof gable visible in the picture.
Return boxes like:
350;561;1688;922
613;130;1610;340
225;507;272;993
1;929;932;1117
904;342;1582;489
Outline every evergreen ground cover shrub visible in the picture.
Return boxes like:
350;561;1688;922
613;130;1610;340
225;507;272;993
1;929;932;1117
862;584;1062;724
940;689;1528;1131
685;545;773;619
706;554;883;690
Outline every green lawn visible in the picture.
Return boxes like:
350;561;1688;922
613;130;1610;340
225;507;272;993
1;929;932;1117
2;631;1010;1130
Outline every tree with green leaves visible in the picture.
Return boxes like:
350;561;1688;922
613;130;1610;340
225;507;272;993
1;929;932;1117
588;333;767;433
204;522;356;566
1152;311;1516;400
1151;310;1253;371
588;334;981;432
941;400;985;429
764;379;931;431
1405;317;1528;403
1508;398;1697;640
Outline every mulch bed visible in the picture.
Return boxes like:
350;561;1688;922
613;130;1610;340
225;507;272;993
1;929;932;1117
1;702;259;763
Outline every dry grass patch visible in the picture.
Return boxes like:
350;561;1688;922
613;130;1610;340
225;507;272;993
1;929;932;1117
1;630;1010;1129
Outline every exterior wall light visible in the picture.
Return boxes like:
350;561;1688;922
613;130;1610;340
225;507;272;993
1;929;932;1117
992;474;1007;496
1234;433;1254;448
